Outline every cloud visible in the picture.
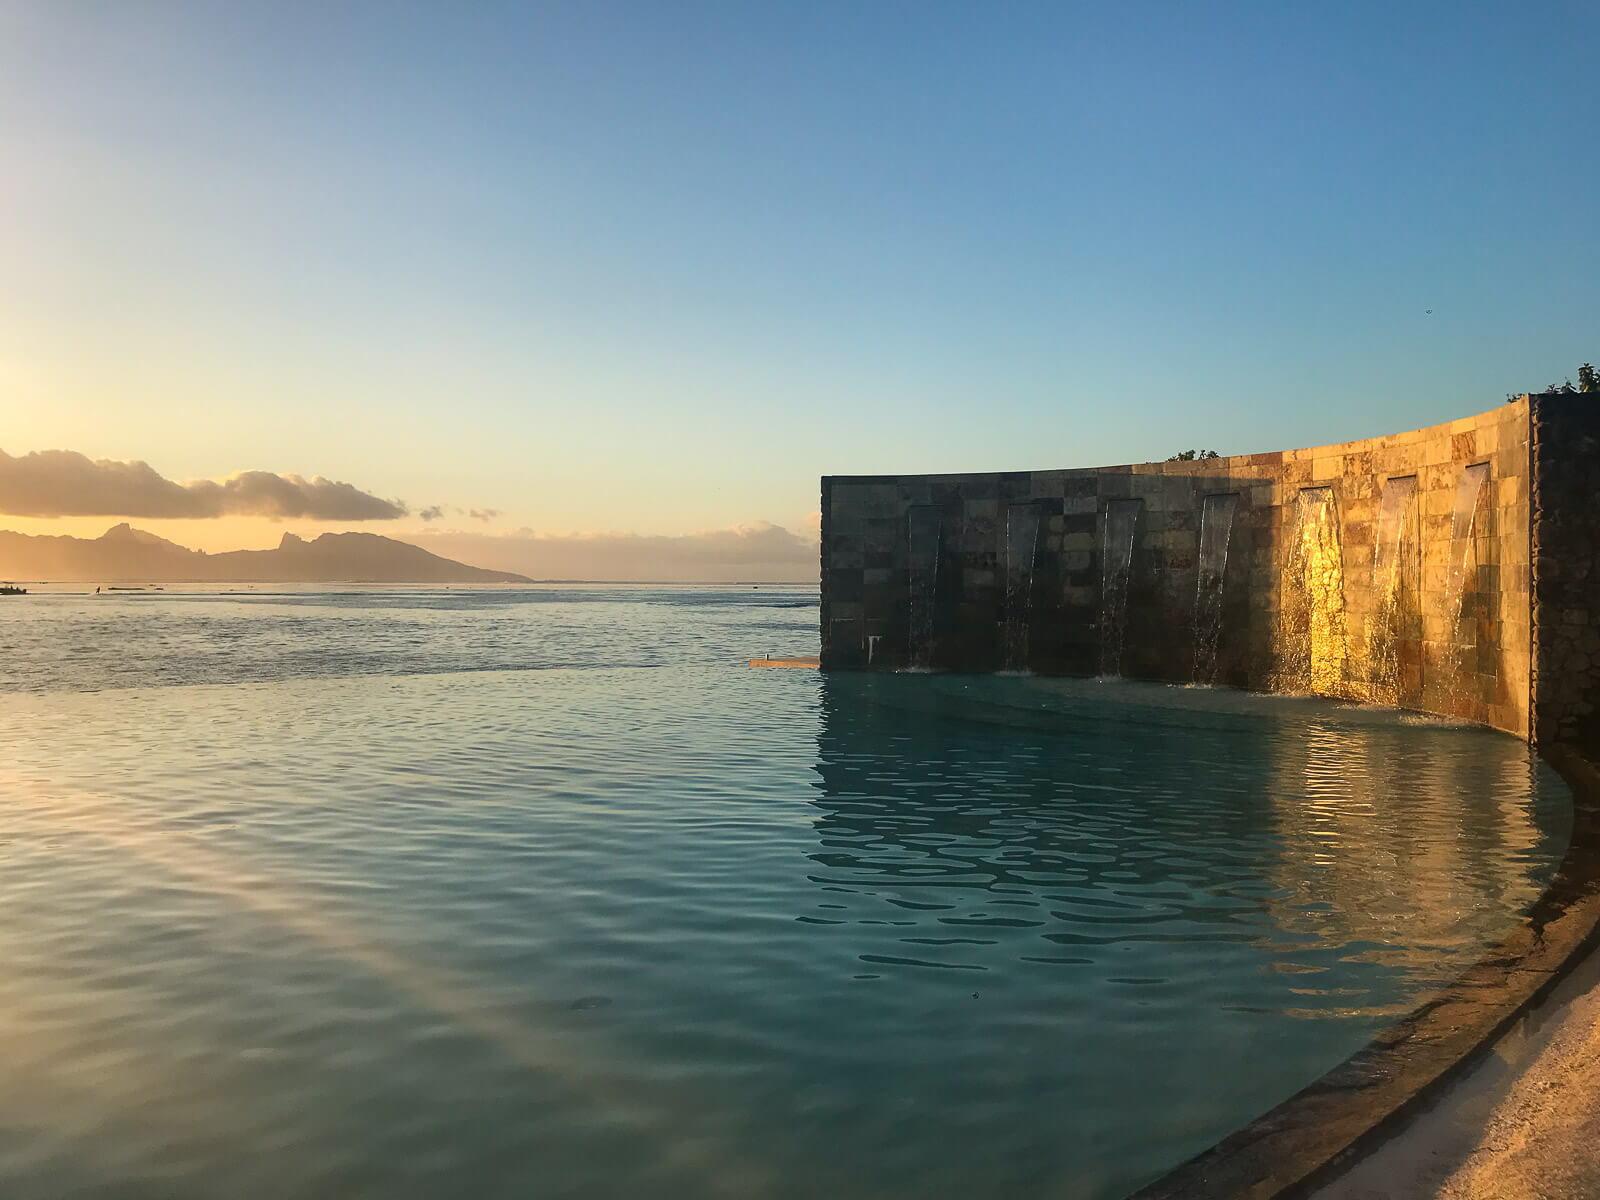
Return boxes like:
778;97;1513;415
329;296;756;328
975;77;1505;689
412;521;819;582
417;504;493;523
0;449;406;520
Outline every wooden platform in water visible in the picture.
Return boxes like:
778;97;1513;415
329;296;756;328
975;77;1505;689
749;656;821;668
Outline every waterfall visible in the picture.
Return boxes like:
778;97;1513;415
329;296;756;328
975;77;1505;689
906;506;942;670
1366;476;1420;703
1192;493;1239;685
1437;463;1492;703
1002;503;1043;672
1099;499;1142;677
1280;487;1348;694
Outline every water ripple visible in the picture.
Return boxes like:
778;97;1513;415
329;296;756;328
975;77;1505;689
0;590;1574;1200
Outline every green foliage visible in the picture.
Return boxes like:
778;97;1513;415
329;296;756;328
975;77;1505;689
1507;362;1598;401
1166;449;1221;462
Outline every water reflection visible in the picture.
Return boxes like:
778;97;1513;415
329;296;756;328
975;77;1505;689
809;673;1568;995
1262;715;1555;986
800;673;1569;1195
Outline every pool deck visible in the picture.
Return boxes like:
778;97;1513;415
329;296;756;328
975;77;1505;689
1313;939;1600;1199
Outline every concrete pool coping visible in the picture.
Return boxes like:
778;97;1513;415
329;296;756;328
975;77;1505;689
1128;744;1600;1200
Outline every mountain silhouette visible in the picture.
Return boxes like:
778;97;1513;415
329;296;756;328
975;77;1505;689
0;524;531;583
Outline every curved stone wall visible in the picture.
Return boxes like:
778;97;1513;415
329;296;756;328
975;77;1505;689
820;393;1600;748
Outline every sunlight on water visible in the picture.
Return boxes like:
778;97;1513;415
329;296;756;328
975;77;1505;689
0;588;1573;1199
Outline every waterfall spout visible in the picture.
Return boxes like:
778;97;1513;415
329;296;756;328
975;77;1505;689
1192;493;1239;685
1003;503;1043;672
1437;463;1492;706
1099;499;1142;677
1366;476;1420;704
1281;487;1348;695
906;506;942;670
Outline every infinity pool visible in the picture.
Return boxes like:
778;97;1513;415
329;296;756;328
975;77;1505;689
0;588;1572;1198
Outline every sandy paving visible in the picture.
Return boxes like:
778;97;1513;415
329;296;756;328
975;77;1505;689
1318;945;1600;1200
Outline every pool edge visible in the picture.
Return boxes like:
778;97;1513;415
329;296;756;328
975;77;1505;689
1126;744;1600;1200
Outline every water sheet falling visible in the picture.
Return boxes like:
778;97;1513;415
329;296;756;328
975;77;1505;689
1365;477;1420;705
1099;499;1142;677
1003;503;1043;672
1192;493;1239;685
1437;463;1492;705
1280;487;1348;695
906;506;942;670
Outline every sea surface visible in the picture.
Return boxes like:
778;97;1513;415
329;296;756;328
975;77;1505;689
0;586;1574;1199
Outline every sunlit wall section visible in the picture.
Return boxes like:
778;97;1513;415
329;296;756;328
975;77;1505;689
821;399;1536;737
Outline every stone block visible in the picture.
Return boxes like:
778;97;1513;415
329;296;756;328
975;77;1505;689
1390;445;1424;473
1099;474;1134;498
998;471;1035;500
1063;476;1098;498
1422;487;1455;519
963;518;997;547
829;601;864;623
861;483;911;517
1312;455;1344;480
1343;497;1378;525
1419;463;1455;492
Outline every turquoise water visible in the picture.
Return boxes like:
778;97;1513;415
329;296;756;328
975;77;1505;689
0;587;1573;1198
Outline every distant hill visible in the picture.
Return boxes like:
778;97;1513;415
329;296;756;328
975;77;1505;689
0;524;532;583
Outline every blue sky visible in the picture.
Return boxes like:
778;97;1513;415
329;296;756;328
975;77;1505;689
2;0;1596;556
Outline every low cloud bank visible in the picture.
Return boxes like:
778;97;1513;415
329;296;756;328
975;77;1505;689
418;505;497;523
0;448;406;520
414;521;819;582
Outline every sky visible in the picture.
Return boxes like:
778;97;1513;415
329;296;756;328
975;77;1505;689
2;1;1597;575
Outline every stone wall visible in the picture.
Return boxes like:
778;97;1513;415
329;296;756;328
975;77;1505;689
821;400;1534;737
1531;393;1600;753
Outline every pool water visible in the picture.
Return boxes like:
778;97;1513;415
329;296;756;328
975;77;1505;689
0;587;1572;1198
